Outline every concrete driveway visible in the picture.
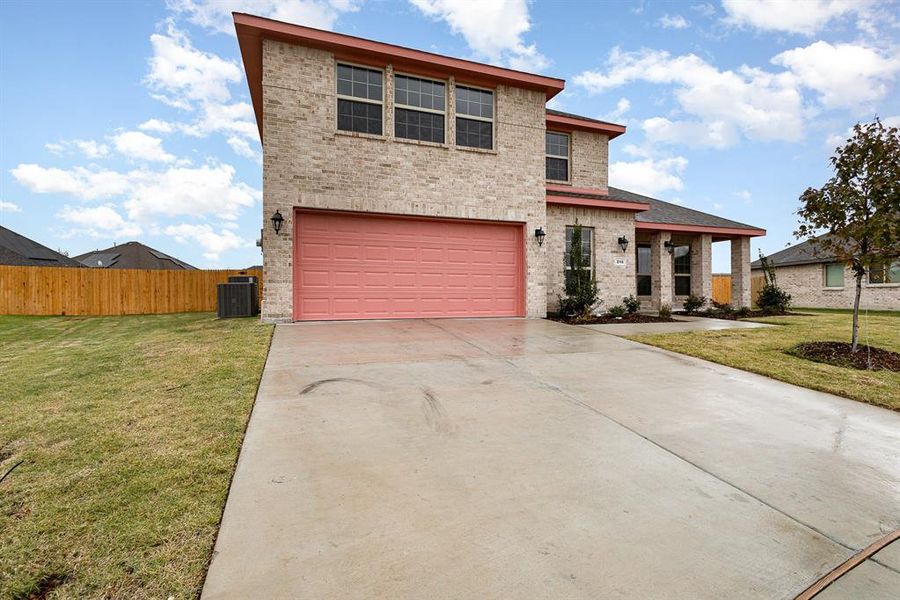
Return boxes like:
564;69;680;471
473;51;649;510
203;318;900;599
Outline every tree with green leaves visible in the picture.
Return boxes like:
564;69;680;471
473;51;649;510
558;220;599;319
795;118;900;351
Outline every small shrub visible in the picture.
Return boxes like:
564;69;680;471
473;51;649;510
736;306;751;317
682;294;707;314
658;304;672;318
710;300;734;314
607;305;627;318
622;294;641;314
756;284;792;314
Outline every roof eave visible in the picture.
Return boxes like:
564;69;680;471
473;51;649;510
546;112;626;139
635;221;767;237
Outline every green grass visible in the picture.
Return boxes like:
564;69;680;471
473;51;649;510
0;313;273;599
626;309;900;411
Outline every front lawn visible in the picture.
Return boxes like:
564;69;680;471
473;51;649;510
0;313;272;599
625;309;900;410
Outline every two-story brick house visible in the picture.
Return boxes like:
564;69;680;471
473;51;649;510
235;13;765;322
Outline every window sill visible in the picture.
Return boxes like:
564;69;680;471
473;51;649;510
822;287;845;291
866;283;900;288
393;136;449;150
455;145;498;155
546;179;571;185
334;130;387;142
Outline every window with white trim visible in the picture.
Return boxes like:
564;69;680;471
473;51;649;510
824;263;844;287
869;259;900;284
394;74;446;143
455;85;493;149
546;132;569;181
336;63;383;135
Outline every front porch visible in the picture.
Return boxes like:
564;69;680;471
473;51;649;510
634;227;755;312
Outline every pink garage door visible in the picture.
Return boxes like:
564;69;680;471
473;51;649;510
293;210;525;321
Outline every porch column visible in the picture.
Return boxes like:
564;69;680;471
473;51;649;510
650;232;673;310
691;234;712;303
731;236;752;308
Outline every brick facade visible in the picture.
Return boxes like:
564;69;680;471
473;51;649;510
752;263;900;310
261;40;548;320
545;204;635;312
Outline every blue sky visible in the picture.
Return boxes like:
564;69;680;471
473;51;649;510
1;1;898;271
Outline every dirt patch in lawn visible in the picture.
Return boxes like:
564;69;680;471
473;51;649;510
787;341;900;372
550;314;677;325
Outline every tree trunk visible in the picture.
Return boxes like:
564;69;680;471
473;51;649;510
851;271;862;352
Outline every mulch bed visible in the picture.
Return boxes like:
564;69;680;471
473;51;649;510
787;341;900;371
550;313;677;325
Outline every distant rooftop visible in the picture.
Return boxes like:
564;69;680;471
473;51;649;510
751;235;838;268
0;225;82;268
74;241;196;270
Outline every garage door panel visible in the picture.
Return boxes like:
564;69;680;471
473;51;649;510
294;211;524;320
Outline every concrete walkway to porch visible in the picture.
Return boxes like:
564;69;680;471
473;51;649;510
581;315;775;336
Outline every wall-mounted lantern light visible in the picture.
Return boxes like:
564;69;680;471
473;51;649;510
270;210;284;234
618;236;629;252
664;240;675;254
534;227;546;246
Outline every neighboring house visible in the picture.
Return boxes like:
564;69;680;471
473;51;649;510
235;13;765;322
751;236;899;310
74;241;196;270
0;225;83;267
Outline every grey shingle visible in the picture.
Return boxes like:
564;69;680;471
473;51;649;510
609;187;763;231
0;225;83;267
751;234;837;268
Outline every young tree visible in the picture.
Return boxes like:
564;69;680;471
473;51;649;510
558;220;599;318
795;118;900;351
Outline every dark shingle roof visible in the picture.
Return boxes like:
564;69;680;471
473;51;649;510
751;234;837;268
608;187;763;232
546;108;624;130
0;225;83;267
74;241;196;270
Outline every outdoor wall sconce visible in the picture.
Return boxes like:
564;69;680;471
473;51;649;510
664;240;675;254
618;236;629;252
534;227;546;246
270;210;284;234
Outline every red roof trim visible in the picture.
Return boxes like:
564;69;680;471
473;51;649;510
546;113;626;139
235;13;566;139
547;195;650;212
635;221;766;237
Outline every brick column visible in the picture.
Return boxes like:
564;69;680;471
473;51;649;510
691;234;712;303
650;232;673;311
731;236;752;308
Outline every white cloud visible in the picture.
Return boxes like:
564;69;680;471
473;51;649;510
11;164;132;200
145;22;242;110
44;139;110;159
164;223;248;260
691;3;716;18
139;118;175;134
227;136;262;162
179;100;259;140
657;14;689;29
642;117;739;149
168;0;361;35
58;205;142;238
733;189;752;204
610;156;688;197
601;97;630;122
772;41;900;109
410;0;549;72
112;131;176;163
573;47;805;145
721;0;870;35
0;200;21;213
123;164;259;222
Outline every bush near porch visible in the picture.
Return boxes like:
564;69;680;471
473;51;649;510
0;313;272;598
625;309;900;411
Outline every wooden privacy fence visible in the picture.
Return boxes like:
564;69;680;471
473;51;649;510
711;274;766;307
0;266;262;316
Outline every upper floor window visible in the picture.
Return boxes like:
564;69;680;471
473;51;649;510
336;63;383;135
636;243;651;296
824;263;844;287
546;132;569;181
869;259;900;284
456;85;493;149
673;245;691;295
394;74;446;143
